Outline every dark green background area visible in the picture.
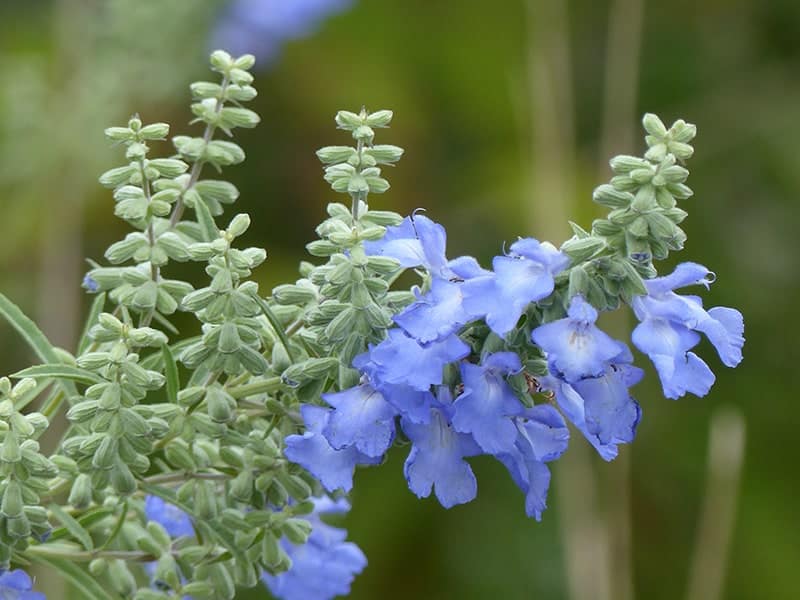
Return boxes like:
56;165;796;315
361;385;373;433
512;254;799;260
0;1;797;599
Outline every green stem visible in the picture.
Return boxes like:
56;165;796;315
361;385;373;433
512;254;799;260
24;545;157;562
255;295;296;363
228;377;282;400
169;73;231;228
143;470;231;485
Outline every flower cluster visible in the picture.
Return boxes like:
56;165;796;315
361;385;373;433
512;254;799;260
0;57;746;600
285;123;745;521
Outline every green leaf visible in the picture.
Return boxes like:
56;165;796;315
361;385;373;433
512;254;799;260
97;501;128;551
49;507;115;542
26;553;121;600
78;293;107;355
194;196;219;242
255;296;295;363
0;293;79;399
140;337;200;370
13;364;103;386
49;503;94;551
161;344;180;404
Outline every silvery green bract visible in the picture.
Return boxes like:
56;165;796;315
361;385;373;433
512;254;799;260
0;45;744;600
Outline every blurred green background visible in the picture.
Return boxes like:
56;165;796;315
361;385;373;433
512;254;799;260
0;0;797;599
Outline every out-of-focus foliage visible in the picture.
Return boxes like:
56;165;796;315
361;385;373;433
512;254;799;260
0;1;797;599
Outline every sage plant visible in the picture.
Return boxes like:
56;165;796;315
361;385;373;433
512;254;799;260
0;50;744;600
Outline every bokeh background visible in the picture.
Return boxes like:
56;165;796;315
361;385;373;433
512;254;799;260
0;1;797;599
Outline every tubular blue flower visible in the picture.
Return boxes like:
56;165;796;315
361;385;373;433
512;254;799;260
363;213;450;278
144;495;194;538
321;383;397;457
452;352;525;455
401;394;482;508
285;405;380;493
631;262;744;399
542;358;642;461
262;496;367;600
211;0;355;65
531;295;622;383
498;404;570;520
462;238;569;336
0;570;45;600
366;329;470;392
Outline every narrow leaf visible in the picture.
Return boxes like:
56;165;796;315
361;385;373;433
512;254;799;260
0;293;78;399
161;344;180;404
49;503;94;551
256;295;296;363
77;293;106;355
26;554;120;600
194;195;219;242
13;364;103;386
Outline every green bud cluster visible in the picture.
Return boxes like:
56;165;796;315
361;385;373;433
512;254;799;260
559;114;696;310
179;213;269;376
63;314;168;496
0;377;56;563
269;109;412;398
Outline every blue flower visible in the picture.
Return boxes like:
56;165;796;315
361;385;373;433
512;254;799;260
452;352;525;455
321;383;397;457
366;329;470;392
285;405;380;493
532;295;623;383
364;213;451;278
401;393;482;508
631;262;744;399
262;496;366;600
82;273;99;293
0;569;45;600
462;238;568;336
497;404;570;520
211;0;355;65
144;495;194;538
542;358;642;461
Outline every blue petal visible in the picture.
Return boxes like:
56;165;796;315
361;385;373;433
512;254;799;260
631;317;716;398
401;410;480;508
509;238;570;273
447;255;491;280
650;351;716;399
573;367;642;445
697;306;745;367
364;213;450;278
452;354;525;454
284;405;380;492
516;404;570;462
322;384;397;457
644;261;715;295
544;377;619;461
368;330;470;391
394;278;468;343
380;383;434;424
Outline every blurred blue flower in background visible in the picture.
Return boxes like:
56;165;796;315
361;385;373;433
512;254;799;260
0;569;45;600
211;0;355;65
262;496;367;600
144;495;194;538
